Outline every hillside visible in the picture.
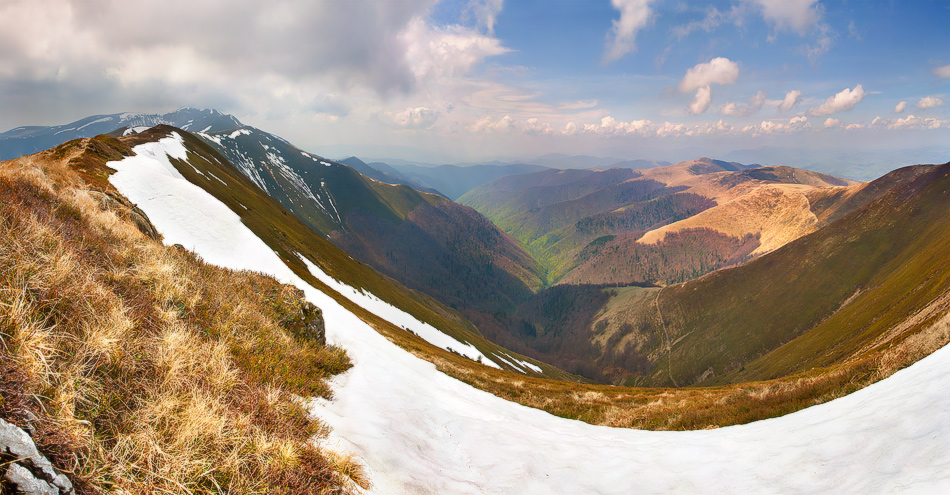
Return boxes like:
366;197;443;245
0;136;361;493
87;128;950;494
194;125;545;314
461;158;860;286
536;162;950;386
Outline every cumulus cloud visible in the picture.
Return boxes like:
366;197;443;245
895;101;907;113
934;65;950;79
678;57;738;115
394;106;439;128
823;117;839;128
468;114;514;133
887;114;946;130
720;91;766;116
689;86;713;114
807;84;866;116
779;90;803;111
0;0;512;129
869;114;947;130
915;96;944;109
603;0;656;63
679;57;740;92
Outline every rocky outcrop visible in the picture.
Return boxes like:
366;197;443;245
281;286;326;345
0;418;73;495
88;189;162;241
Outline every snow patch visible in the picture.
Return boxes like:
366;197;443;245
77;117;112;131
228;129;252;139
295;254;499;368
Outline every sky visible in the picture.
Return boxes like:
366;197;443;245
1;0;948;167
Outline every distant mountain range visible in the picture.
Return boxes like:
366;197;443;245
0;107;241;160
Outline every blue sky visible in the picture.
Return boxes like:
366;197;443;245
1;0;948;169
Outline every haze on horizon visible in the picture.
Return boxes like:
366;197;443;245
1;0;948;173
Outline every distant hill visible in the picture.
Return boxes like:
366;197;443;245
460;158;859;286
383;162;550;200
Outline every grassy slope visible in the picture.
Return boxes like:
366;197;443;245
0;138;363;493
121;127;568;381
592;162;950;387
201;127;545;314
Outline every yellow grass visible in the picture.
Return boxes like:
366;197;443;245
0;143;361;494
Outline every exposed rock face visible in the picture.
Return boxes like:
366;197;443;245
281;286;326;345
0;418;73;495
88;189;162;241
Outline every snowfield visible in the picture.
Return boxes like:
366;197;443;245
109;134;950;494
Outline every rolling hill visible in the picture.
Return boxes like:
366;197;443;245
460;158;863;286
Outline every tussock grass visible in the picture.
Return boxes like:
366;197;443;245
0;142;362;493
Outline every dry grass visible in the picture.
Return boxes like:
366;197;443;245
0;143;362;494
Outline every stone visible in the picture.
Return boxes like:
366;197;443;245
0;418;73;495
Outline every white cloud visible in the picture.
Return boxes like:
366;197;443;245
895;101;907;113
823;117;840;128
751;0;821;34
603;0;656;63
915;96;944;109
402;18;510;83
790;116;808;125
679;57;740;92
394;106;439;128
720;90;766;117
689;85;713;114
887;114;946;130
869;114;947;130
807;84;866;116
468;114;514;133
779;90;803;111
466;0;504;35
934;65;950;79
845;123;864;130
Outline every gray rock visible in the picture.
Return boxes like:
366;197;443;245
0;418;73;495
5;463;57;495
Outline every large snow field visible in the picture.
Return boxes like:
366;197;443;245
109;135;950;494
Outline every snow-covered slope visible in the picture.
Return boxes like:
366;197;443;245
108;134;950;494
0;108;241;160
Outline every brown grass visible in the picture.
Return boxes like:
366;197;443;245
0;143;363;493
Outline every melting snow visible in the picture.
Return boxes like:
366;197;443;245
295;255;498;367
106;132;950;495
229;129;252;139
76;117;112;131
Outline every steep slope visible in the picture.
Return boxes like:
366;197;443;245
104;127;563;379
585;162;950;386
0;107;241;160
0;139;361;493
194;125;545;313
338;156;444;196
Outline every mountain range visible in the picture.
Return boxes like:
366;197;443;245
4;109;950;492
